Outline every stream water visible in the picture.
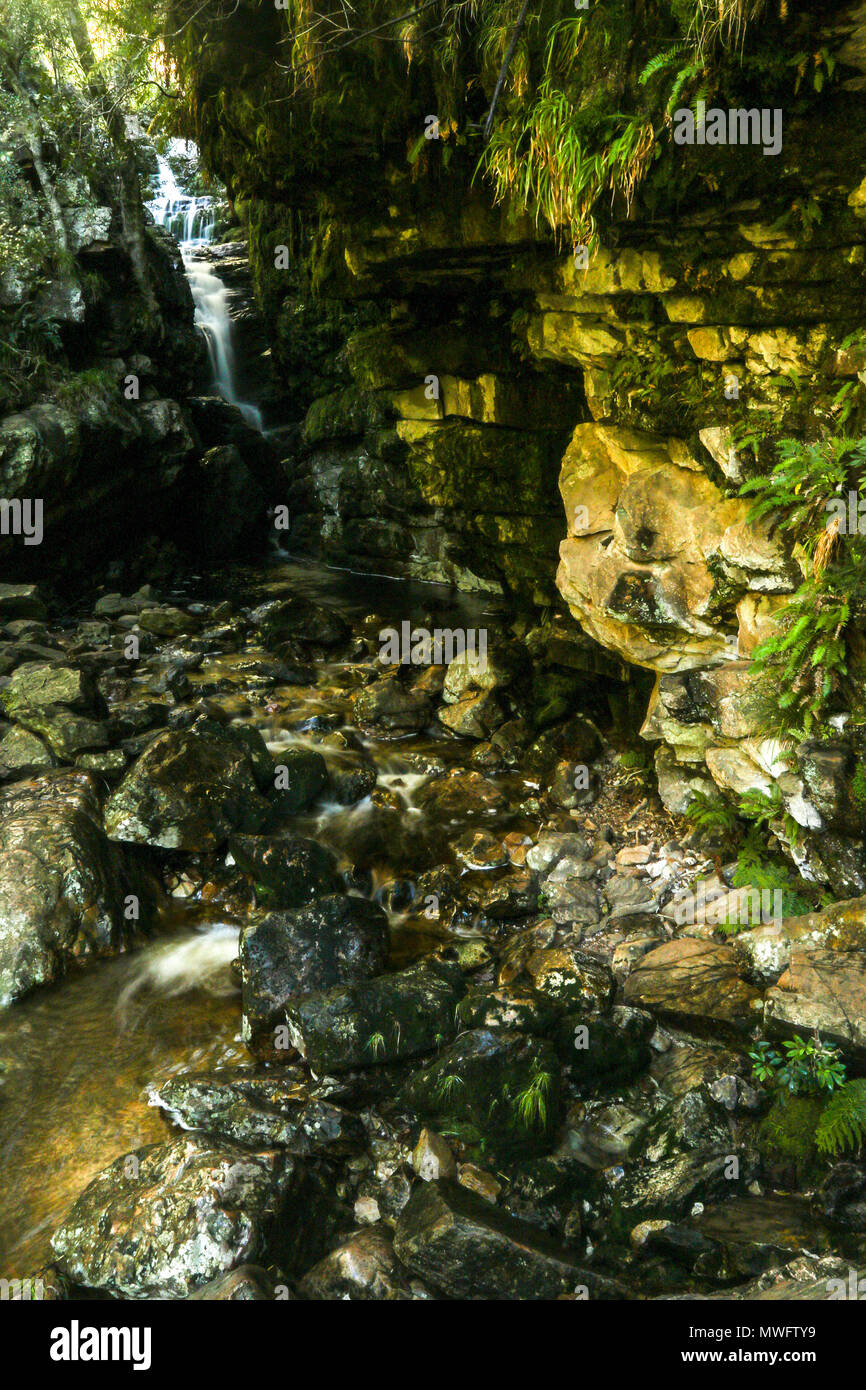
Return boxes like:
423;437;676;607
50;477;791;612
0;556;523;1276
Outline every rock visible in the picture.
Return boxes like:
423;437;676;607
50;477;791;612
437;689;503;739
735;897;866;986
0;771;159;1004
523;944;615;1012
623;938;762;1031
0;726;55;779
104;723;272;850
605;1149;745;1221
351;676;432;732
415;768;506;818
50;1136;320;1298
271;747;328;814
0;583;47;621
240;895;389;1055
764;948;866;1060
394;1180;624;1299
458;1165;502;1203
561;1003;654;1082
454;829;508;869
229;832;341;908
412;1129;458;1181
403;1030;561;1153
283;957;464;1072
298;1226;416;1300
456;984;561;1035
138;606;199;638
326;755;377;805
463;867;538;919
187;1265;276;1300
250;595;349;647
149;1068;364;1155
184;445;266;561
2;662;96;714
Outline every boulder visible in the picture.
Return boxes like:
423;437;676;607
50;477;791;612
623;938;762;1031
229;832;341;908
0;771;159;1004
283;957;464;1072
270;747;328;815
394;1180;624;1299
298;1226;416;1301
149;1068;364;1155
403;1030;561;1153
764;948;866;1060
104;722;272;850
240;895;389;1055
50;1136;318;1298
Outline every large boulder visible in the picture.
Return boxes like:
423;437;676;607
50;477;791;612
0;771;160;1004
623;938;762;1032
283;957;465;1072
104;722;273;850
229;832;341;909
298;1226;417;1301
764;948;866;1061
240;894;389;1056
149;1068;364;1155
50;1136;321;1298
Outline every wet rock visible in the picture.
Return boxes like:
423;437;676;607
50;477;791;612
458;1164;502;1203
560;1003;654;1082
351;675;432;732
456;984;561;1035
394;1180;624;1299
187;1265;276;1300
647;1196;849;1283
139;606;199;638
437;689;503;740
525;831;592;874
412;1129;458;1181
404;1030;561;1154
326;755;378;805
604;1149;744;1222
764;948;866;1060
0;771;160;1004
0;725;55;779
51;1136;317;1299
0;661;108;760
298;1225;416;1301
463;867;538;919
270;747;328;814
183;444;266;561
229;832;341;908
241;894;389;1055
104;722;272;850
283;957;464;1072
623;938;762;1032
549;758;599;808
559;1102;647;1169
250;595;349;647
0;583;47;622
150;1068;364;1155
523;943;615;1013
454;829;508;869
415;768;506;818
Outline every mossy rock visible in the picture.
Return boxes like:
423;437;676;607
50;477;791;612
756;1094;828;1188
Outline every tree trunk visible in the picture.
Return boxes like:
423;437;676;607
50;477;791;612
64;0;163;333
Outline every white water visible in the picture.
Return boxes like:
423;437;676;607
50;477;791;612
149;144;263;431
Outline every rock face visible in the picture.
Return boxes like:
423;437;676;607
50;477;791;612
104;723;273;850
0;771;159;1003
50;1136;312;1299
623;938;761;1032
171;0;866;882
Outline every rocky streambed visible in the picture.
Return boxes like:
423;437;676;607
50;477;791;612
0;557;864;1302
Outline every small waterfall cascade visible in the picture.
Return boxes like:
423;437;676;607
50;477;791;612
148;143;263;431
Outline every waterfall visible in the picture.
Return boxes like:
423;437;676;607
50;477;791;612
148;146;262;431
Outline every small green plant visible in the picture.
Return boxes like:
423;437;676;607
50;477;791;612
684;788;739;841
750;1033;846;1096
511;1065;553;1133
365;1032;386;1059
815;1079;866;1156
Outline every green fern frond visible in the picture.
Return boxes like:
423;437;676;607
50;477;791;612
816;1080;866;1155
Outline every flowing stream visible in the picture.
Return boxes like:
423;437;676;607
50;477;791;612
0;556;520;1276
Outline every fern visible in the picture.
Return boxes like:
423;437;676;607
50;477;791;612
816;1080;866;1156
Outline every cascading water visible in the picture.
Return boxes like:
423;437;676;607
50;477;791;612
149;143;263;431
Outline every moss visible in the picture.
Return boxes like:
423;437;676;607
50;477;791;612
756;1093;827;1187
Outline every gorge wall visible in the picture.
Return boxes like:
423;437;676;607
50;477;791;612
176;0;866;890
